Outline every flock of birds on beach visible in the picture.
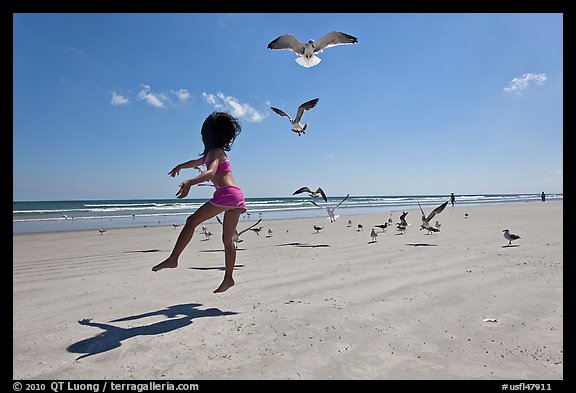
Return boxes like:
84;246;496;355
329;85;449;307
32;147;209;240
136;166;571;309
92;30;522;248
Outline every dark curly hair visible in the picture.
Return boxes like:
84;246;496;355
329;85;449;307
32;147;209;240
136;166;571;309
199;112;242;157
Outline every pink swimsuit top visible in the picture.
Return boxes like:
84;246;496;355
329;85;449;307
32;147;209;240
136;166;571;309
204;156;232;176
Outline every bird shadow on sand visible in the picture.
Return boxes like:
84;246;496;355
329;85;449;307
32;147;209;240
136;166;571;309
276;242;330;248
189;265;244;271
125;249;167;254
405;243;438;247
67;303;238;360
502;244;521;248
199;248;247;252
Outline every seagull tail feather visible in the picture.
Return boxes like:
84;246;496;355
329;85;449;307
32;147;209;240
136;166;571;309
296;55;321;68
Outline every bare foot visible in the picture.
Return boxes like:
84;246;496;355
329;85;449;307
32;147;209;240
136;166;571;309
213;278;235;293
152;257;178;272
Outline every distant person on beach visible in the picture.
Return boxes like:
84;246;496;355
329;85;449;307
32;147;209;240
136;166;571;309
152;112;246;293
450;193;455;207
541;192;546;202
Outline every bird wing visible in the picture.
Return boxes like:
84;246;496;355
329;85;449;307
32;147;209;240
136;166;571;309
333;194;350;211
293;186;313;195
237;219;263;236
271;107;292;121
426;201;449;222
267;34;305;54
295;98;319;123
310;200;323;209
315;187;328;203
418;203;427;223
313;31;358;53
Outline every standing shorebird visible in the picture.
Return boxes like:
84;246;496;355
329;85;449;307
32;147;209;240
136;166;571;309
267;32;358;68
272;98;319;136
249;226;263;235
370;228;378;243
502;229;521;247
313;225;324;234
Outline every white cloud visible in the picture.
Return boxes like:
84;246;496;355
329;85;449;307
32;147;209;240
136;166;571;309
110;92;130;106
172;88;191;103
504;73;548;93
137;85;167;108
202;92;265;122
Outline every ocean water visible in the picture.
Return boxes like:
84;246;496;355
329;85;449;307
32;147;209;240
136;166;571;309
13;193;563;234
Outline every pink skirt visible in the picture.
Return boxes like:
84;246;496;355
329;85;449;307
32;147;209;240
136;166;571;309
208;185;247;213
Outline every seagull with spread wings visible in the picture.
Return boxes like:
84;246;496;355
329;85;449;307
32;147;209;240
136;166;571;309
267;31;358;68
216;217;263;249
292;186;327;203
418;201;449;234
271;98;319;136
311;194;350;223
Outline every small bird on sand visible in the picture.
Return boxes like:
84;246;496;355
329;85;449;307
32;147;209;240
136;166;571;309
357;224;363;231
370;228;378;242
249;226;263;235
272;98;319;136
314;225;324;233
293;185;327;202
502;229;521;246
375;223;389;232
267;32;358;68
98;229;107;235
267;228;273;237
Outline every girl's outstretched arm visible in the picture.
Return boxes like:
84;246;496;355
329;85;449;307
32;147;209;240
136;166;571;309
169;157;204;177
175;158;219;199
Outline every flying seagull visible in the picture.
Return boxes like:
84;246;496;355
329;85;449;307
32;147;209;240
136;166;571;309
311;194;350;223
502;229;521;247
217;216;263;249
271;98;319;136
292;186;327;202
418;201;449;234
267;32;358;68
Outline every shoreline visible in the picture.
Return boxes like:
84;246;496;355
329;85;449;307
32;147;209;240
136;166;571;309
13;198;560;235
13;201;563;379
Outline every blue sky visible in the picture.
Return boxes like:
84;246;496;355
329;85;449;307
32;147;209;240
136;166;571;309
13;13;563;201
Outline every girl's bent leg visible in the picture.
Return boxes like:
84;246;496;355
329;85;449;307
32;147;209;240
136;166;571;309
152;202;225;272
213;208;242;293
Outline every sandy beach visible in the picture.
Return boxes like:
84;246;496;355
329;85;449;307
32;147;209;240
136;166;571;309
13;201;563;380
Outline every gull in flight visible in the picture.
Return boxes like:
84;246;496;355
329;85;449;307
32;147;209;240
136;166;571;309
502;229;521;247
292;186;327;202
271;98;319;136
217;217;263;249
418;201;448;234
267;32;358;68
311;194;350;223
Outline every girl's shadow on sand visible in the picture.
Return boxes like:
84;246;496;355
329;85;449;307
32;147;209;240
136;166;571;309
67;303;238;360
